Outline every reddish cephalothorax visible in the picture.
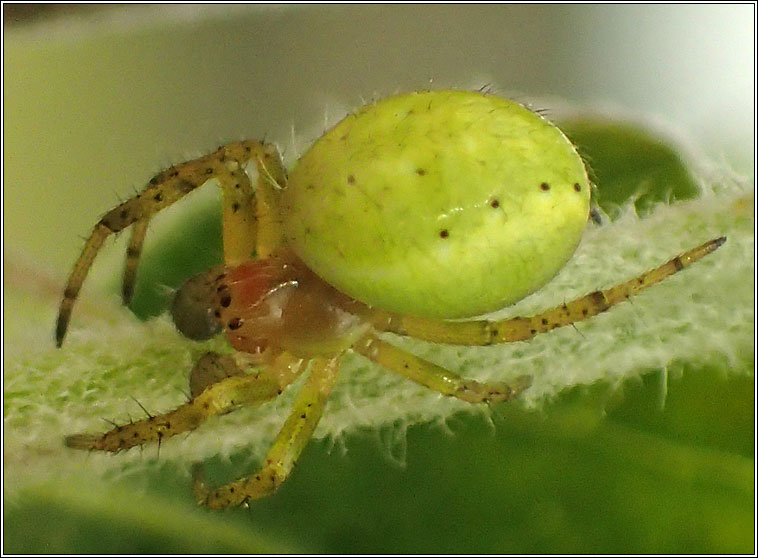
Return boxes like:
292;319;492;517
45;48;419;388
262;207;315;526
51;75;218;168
207;253;376;358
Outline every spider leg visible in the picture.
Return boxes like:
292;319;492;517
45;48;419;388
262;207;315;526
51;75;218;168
193;356;340;509
56;141;288;347
64;350;306;452
122;217;150;305
353;333;531;403
377;236;726;346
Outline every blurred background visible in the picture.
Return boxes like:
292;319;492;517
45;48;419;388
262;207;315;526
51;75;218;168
3;4;754;554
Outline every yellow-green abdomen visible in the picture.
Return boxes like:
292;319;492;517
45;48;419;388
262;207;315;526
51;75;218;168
282;90;591;319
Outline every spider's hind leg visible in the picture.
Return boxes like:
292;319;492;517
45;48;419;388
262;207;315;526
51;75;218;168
353;333;531;404
379;237;726;346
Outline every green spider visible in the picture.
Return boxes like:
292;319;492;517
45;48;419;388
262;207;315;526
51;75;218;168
56;90;724;509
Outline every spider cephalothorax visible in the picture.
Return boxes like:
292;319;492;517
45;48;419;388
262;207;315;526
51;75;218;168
57;90;724;509
191;252;377;358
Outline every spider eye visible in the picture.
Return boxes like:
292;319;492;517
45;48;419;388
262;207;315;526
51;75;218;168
170;272;223;341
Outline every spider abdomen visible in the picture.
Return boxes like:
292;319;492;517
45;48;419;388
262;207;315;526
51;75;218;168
282;90;592;320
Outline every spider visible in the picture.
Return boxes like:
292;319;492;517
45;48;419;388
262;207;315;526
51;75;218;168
57;90;725;509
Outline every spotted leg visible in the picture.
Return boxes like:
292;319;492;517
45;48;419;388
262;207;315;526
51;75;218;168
65;351;307;452
56;140;288;347
193;356;341;509
376;237;726;345
122;217;151;305
353;333;531;403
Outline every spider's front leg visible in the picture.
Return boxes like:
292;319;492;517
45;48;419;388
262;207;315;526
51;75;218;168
193;356;341;509
65;351;308;452
56;140;288;347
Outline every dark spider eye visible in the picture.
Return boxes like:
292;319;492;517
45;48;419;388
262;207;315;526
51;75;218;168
170;272;223;341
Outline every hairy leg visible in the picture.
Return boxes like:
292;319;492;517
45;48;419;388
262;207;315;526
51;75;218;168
64;350;306;452
376;237;726;345
56;140;288;347
122;217;150;305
